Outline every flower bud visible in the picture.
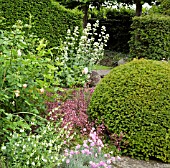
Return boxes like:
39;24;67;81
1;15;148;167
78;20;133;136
82;67;88;75
23;84;27;88
14;90;20;97
17;49;22;56
40;88;45;93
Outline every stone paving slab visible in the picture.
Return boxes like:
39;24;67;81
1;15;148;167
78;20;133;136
114;156;170;168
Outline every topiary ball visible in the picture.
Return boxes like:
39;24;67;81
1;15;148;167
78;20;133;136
88;59;170;162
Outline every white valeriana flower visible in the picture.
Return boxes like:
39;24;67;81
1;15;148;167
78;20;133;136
23;84;27;88
94;42;99;46
17;49;22;56
82;67;88;75
40;88;45;93
42;157;47;162
14;90;20;97
20;129;24;133
1;146;6;150
12;101;15;106
87;23;91;27
67;29;71;34
32;162;35;166
80;36;87;40
101;26;106;31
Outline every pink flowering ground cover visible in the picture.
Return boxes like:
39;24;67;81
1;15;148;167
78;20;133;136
60;128;121;168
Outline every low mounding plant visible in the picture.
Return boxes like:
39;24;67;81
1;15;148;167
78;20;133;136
88;59;170;162
47;88;95;132
1;116;75;168
60;128;121;168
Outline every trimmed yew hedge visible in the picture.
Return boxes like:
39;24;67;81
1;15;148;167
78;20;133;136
88;59;170;162
89;8;135;53
158;0;170;16
0;0;83;48
129;14;170;60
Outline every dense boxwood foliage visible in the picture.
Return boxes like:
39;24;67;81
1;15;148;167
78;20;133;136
89;8;135;53
0;0;83;49
88;59;170;162
157;0;170;16
129;14;170;60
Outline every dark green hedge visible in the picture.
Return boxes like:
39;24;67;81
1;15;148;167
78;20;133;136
157;0;170;16
0;0;83;49
88;9;135;53
129;14;170;60
88;59;170;162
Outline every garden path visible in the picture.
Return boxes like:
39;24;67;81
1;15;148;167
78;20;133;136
113;156;170;168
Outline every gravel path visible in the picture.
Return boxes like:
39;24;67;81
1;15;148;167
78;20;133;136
94;70;111;77
114;156;170;168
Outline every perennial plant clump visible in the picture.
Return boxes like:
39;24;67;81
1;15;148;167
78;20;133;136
55;20;109;87
60;128;121;168
0;18;117;168
47;88;95;131
1;116;75;168
0;20;62;145
0;20;59;115
47;87;108;141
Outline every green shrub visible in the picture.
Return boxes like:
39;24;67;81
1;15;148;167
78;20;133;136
129;14;170;60
0;20;61;144
0;20;59;115
160;0;170;15
0;0;83;49
156;0;170;16
88;59;170;162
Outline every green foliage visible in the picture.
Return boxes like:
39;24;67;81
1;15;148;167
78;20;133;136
160;0;170;15
1;116;74;168
0;110;32;144
0;20;59;114
152;0;170;16
89;7;135;53
129;14;170;60
0;18;108;147
0;0;83;49
88;59;170;162
0;20;62;144
57;0;107;8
